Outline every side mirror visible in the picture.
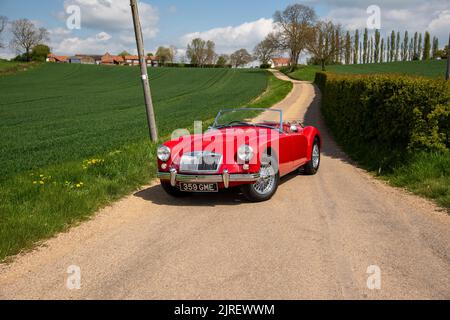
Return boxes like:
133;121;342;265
290;125;299;133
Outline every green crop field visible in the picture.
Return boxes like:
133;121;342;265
0;63;292;261
0;64;268;180
284;60;448;82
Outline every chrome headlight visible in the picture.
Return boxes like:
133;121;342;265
237;144;254;162
157;146;171;162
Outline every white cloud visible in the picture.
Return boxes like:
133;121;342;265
51;32;133;55
180;18;274;54
62;0;159;39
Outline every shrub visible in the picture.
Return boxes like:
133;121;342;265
315;72;450;169
260;63;271;69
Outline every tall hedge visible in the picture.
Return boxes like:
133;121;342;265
315;72;450;166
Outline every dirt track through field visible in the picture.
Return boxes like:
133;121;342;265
1;70;449;300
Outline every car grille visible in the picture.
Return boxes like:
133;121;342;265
180;152;223;173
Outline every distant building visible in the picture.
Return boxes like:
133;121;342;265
101;53;125;65
124;55;140;66
47;54;69;63
146;56;160;67
68;56;81;64
75;54;102;64
270;57;290;68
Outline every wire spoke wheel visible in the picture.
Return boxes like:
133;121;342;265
253;164;276;195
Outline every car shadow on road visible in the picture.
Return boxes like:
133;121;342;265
134;172;300;207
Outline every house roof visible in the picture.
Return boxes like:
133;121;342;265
101;53;124;63
48;54;69;62
271;57;290;65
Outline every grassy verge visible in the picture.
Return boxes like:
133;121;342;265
0;71;292;262
384;152;450;208
282;60;448;82
0;60;41;75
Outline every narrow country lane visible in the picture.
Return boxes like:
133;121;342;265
0;70;449;300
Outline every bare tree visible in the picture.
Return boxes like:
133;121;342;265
230;49;254;68
205;40;217;65
0;16;7;48
156;46;174;64
254;34;278;65
306;21;343;71
186;38;208;66
10;19;49;61
273;4;316;69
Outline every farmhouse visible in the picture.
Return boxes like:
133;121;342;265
101;53;125;65
270;57;290;68
47;54;69;63
123;55;160;67
75;54;103;64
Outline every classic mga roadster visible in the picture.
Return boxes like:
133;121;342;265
157;108;321;202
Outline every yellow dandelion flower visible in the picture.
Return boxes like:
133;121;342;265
33;181;38;184
39;181;44;185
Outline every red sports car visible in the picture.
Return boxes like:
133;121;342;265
157;108;321;202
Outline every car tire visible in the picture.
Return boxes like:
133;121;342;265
241;152;279;202
302;137;321;175
160;181;190;197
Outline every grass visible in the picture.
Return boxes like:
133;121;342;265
0;60;40;75
283;60;448;82
385;152;450;208
0;64;292;261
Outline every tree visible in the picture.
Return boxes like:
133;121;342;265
306;20;343;71
0;16;7;48
386;36;390;62
423;31;431;60
31;44;50;62
353;29;359;64
395;31;400;61
254;35;278;64
216;54;229;67
363;28;368;64
413;32;418;60
156;46;174;64
402;31;409;61
409;38;414;61
380;38;384;63
418;33;423;60
230;49;253;68
390;31;396;62
186;38;208;66
118;50;131;57
432;37;439;59
205;40;217;65
344;31;351;64
374;30;380;63
273;4;316;69
10;19;49;62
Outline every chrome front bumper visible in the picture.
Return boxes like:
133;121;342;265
157;169;260;189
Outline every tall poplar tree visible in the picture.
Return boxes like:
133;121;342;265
423;31;431;60
353;29;359;64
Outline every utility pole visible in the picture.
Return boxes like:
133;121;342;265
130;0;158;141
447;33;450;81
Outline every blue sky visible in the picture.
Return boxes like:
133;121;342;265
0;0;449;59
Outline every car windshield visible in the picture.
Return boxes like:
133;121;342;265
212;108;283;131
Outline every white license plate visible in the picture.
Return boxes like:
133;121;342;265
179;183;219;193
